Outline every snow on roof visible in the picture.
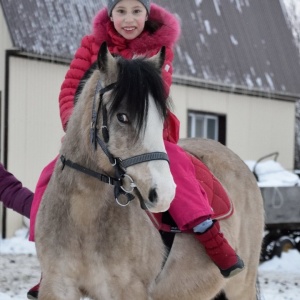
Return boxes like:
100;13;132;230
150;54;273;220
281;0;300;57
1;0;101;60
1;0;300;98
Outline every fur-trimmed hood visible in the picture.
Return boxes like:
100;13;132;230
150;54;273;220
92;3;181;54
58;3;181;142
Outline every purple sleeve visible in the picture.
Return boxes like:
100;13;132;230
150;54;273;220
0;163;33;218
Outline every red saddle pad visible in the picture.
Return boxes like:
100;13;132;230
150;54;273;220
151;153;233;233
187;153;233;220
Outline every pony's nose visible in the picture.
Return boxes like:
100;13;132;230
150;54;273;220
148;188;158;204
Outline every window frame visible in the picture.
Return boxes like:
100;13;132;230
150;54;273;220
187;110;226;145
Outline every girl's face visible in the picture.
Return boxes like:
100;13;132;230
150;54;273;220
111;0;148;40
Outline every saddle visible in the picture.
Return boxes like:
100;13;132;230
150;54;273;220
152;152;234;233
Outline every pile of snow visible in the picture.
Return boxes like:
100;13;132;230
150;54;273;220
244;160;300;187
259;249;300;273
0;228;36;255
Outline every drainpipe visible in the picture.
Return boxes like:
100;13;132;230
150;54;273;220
1;49;20;239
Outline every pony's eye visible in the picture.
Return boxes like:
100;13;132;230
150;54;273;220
117;113;129;124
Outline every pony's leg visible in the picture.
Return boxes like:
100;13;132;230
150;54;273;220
38;273;81;300
222;272;258;300
151;234;225;300
90;278;150;300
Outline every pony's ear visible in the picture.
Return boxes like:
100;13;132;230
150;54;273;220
148;46;166;70
97;42;115;74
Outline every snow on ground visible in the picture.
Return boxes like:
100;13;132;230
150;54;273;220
0;228;300;300
0;229;39;300
259;250;300;300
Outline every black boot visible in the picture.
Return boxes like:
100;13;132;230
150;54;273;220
195;221;245;278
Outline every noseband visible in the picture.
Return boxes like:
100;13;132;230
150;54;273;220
61;80;169;210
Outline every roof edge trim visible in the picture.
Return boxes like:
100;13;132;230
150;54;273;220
173;75;299;103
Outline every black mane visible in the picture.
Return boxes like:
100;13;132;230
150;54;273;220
75;56;169;136
74;62;98;104
110;57;168;135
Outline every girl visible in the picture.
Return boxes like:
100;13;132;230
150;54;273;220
1;1;244;298
31;0;244;278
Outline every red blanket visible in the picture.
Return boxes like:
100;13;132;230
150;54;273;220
152;153;234;232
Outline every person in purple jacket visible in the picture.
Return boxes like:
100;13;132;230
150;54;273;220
0;163;33;218
0;163;39;299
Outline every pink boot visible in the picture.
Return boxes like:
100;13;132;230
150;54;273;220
195;221;244;278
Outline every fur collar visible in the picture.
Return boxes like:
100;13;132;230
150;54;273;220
92;4;181;53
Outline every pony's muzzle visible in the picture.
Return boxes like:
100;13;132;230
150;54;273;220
146;181;176;213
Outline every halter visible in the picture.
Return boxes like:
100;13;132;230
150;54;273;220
61;80;169;210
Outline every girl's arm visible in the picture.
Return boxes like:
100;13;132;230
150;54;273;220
0;164;33;218
161;47;180;144
59;35;95;131
161;47;174;97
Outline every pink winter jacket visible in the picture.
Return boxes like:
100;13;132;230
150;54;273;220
29;4;212;241
59;4;181;143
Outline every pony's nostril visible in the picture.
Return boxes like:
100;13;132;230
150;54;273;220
148;188;158;203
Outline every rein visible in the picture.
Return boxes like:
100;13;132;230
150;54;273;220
61;80;169;210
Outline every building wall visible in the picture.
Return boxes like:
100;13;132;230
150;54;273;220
2;61;296;237
5;57;66;237
171;84;295;170
0;3;297;238
0;6;12;95
0;6;12;158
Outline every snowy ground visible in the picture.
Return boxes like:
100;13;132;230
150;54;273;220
0;228;300;300
0;229;39;300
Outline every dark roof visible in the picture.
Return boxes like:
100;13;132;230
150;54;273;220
1;0;300;98
1;0;101;60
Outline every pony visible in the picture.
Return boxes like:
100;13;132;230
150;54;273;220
35;43;264;300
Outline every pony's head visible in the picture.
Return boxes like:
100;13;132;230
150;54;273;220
66;43;176;213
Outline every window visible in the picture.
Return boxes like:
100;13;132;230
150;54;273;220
188;111;226;145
